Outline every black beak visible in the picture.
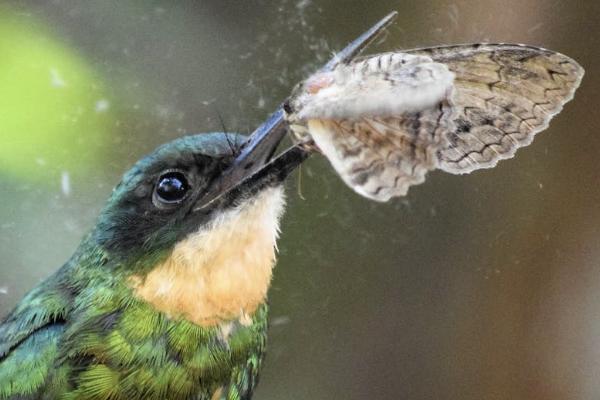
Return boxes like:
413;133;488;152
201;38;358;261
196;11;398;209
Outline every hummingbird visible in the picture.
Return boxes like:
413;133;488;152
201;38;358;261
0;13;397;400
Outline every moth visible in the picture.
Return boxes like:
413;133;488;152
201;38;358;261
284;44;584;201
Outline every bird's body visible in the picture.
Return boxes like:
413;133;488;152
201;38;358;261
0;245;268;400
0;133;302;400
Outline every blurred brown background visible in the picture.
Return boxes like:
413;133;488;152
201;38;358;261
1;1;599;399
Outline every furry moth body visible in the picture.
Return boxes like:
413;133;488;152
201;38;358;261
285;44;584;201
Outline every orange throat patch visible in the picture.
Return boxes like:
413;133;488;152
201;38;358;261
129;187;285;327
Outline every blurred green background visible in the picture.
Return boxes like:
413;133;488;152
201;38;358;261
1;1;599;399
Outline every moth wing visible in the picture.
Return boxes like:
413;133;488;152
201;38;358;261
408;44;584;174
307;102;451;201
295;53;454;120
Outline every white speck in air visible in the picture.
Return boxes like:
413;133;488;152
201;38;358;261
50;68;66;88
0;287;8;295
528;23;543;34
271;316;291;326
95;99;110;113
296;0;311;10
257;97;266;109
448;4;460;29
61;171;71;197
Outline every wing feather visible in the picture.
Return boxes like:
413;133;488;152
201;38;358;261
0;271;70;397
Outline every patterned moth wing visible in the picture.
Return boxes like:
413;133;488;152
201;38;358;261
407;44;584;174
304;105;451;201
286;53;455;201
286;45;583;201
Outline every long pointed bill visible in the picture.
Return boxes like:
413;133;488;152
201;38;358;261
196;11;398;209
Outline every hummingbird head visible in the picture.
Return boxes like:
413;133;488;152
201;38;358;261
90;128;306;326
80;13;396;326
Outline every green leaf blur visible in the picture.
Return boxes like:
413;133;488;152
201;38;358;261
0;9;112;182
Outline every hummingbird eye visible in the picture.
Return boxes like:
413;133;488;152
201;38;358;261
153;171;190;206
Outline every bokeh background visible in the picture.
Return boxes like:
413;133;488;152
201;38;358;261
1;1;599;399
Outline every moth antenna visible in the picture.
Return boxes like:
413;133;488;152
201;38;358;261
214;108;238;157
224;133;237;157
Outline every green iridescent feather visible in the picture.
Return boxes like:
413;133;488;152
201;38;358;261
0;242;268;400
0;133;275;400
